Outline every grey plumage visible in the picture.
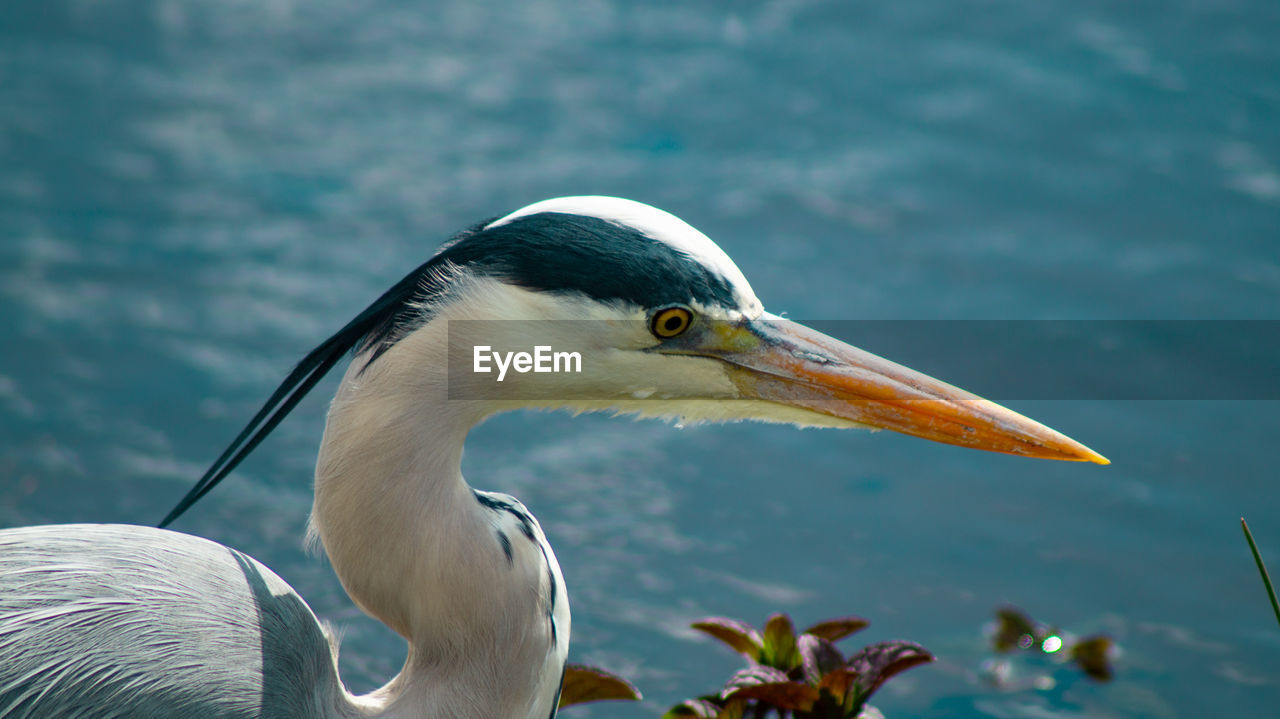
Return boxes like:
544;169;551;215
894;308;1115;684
0;525;342;719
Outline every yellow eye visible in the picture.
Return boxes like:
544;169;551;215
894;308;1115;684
650;306;693;338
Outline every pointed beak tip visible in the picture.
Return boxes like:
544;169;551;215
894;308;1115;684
1056;441;1109;465
1042;434;1109;465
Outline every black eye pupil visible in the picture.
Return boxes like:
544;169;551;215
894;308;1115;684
664;316;682;332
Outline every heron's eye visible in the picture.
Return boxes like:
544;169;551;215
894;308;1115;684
650;306;693;338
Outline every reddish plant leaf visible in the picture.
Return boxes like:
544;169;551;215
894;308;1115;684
798;634;846;685
845;640;935;701
762;613;799;669
692;617;764;658
724;681;820;711
816;667;860;702
716;698;746;719
992;607;1040;652
721;664;791;696
1070;635;1115;682
662;698;723;719
557;664;642;708
803;616;870;643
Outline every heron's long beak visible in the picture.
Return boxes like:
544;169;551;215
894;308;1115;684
681;316;1108;463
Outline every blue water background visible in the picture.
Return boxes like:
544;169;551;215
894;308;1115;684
2;1;1278;716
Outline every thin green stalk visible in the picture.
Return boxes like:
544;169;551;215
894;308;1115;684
1241;517;1280;627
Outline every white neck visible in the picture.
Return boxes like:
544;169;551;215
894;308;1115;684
311;317;566;719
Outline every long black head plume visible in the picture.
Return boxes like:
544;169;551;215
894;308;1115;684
157;218;508;527
157;258;440;528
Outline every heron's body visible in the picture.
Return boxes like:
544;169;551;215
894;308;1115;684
0;525;340;718
0;515;563;719
0;197;1105;718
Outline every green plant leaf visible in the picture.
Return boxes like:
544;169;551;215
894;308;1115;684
798;634;846;685
663;698;723;719
1070;635;1115;682
762;613;800;669
1242;517;1280;628
844;640;934;712
557;664;642;708
692;617;765;658
803;616;870;643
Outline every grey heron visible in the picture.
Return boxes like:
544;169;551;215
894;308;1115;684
0;196;1107;719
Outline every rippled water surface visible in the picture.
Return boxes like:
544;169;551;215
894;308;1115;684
2;1;1278;717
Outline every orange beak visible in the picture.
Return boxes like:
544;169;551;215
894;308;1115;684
676;315;1108;464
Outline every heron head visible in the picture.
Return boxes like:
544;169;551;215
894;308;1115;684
376;196;1106;464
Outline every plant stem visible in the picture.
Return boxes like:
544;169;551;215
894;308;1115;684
1241;517;1280;627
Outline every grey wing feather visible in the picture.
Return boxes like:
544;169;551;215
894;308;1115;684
0;524;346;719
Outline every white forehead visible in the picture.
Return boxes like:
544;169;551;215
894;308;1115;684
487;196;763;316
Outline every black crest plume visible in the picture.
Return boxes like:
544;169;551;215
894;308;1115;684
155;221;488;528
